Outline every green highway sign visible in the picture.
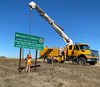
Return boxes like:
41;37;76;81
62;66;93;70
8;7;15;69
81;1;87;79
14;32;44;50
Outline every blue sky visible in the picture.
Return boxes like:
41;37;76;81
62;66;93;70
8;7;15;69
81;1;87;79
0;0;100;58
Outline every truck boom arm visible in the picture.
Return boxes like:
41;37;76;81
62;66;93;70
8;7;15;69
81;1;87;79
28;1;73;46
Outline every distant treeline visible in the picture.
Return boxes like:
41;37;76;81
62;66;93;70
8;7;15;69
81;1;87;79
0;56;6;58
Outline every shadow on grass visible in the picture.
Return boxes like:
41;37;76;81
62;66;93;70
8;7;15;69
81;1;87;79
18;65;41;71
68;62;90;66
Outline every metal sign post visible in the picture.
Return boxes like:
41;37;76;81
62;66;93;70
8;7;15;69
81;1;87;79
35;50;38;70
19;48;22;73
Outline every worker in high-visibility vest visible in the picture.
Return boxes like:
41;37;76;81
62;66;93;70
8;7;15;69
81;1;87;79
48;54;52;64
25;54;29;71
64;47;67;60
26;55;32;72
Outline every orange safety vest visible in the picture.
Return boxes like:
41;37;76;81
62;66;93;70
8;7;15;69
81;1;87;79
64;49;66;54
48;55;51;59
27;58;32;64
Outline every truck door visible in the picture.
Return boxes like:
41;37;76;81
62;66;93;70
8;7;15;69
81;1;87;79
73;45;80;57
68;45;73;57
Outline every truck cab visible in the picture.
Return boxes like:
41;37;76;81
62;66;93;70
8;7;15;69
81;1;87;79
67;43;99;65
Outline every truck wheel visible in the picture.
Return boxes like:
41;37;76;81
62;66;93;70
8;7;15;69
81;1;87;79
89;61;97;65
44;57;48;63
77;57;86;65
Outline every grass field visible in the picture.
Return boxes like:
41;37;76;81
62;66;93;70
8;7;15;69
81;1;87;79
0;58;100;87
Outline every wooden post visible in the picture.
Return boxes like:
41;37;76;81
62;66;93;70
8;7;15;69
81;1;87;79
19;48;22;72
35;50;38;70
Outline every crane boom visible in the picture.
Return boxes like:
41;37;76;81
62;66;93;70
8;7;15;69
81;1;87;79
28;1;73;46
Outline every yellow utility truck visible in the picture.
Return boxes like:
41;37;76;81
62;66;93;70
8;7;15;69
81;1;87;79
28;2;99;65
40;43;99;65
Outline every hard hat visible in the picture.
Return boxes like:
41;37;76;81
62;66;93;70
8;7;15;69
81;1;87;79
64;47;66;49
27;54;29;56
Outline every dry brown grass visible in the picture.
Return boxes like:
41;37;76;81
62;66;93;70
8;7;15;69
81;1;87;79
0;58;100;87
97;61;100;64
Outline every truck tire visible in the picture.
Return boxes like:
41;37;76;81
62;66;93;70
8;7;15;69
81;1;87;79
77;57;86;65
89;61;97;65
44;57;48;63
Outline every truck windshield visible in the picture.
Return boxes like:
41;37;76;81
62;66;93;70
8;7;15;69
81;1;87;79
79;45;90;50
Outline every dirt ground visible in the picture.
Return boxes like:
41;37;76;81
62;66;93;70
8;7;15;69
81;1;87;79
0;58;100;87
